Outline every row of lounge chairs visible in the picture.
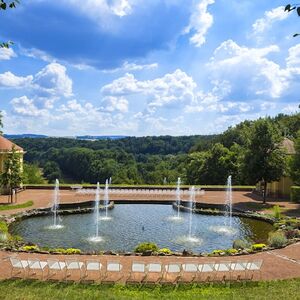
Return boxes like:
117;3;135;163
5;256;263;283
76;189;205;196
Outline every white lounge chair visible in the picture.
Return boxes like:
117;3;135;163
214;261;231;281
28;258;48;280
246;260;263;280
102;261;123;283
8;256;29;278
144;263;163;284
230;261;248;281
47;259;66;280
84;260;103;282
65;259;84;280
199;262;215;282
162;263;182;284
127;262;147;284
180;263;198;282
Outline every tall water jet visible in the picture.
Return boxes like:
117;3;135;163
188;186;195;239
109;177;112;185
95;182;100;238
176;177;181;218
102;179;111;220
225;175;233;228
49;179;63;229
88;182;103;242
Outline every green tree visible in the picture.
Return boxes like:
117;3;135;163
43;161;61;183
243;119;286;203
290;131;300;185
0;0;20;48
0;146;23;203
23;163;45;184
285;4;300;37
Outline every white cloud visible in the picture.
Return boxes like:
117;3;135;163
33;63;73;98
100;96;129;112
183;0;214;47
286;44;300;68
282;104;299;114
11;96;48;117
0;72;33;88
252;6;289;36
0;47;16;60
63;0;133;27
102;61;158;73
20;47;54;63
101;69;197;113
207;40;299;99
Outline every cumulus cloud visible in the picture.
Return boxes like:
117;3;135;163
207;40;300;99
100;96;129;112
252;6;289;36
11;96;48;117
0;47;16;60
101;69;197;112
183;0;214;47
286;44;300;68
0;72;33;88
33;63;73;98
102;61;158;73
63;0;133;25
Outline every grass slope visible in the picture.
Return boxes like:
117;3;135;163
0;279;299;300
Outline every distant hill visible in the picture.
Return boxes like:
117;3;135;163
4;134;129;140
76;135;129;140
4;134;48;139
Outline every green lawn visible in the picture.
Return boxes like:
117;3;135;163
0;201;33;211
0;279;299;300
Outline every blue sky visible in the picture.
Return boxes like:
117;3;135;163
0;0;299;136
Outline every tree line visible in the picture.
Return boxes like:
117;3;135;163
13;113;299;197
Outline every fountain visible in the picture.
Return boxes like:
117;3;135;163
188;186;196;240
225;175;233;227
109;177;112;185
168;177;183;222
209;175;236;235
48;179;63;229
176;177;181;218
88;182;103;242
99;179;111;221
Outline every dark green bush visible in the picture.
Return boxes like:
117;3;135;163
291;186;300;203
134;242;159;253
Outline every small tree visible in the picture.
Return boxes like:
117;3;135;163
1;146;23;203
290;131;300;185
243;119;286;203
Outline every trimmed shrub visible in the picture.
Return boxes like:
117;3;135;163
0;221;8;234
225;248;238;255
251;244;266;251
272;205;282;219
134;242;159;253
65;248;81;254
22;245;39;252
268;231;288;248
291;186;300;203
158;248;172;255
233;239;251;250
212;249;224;255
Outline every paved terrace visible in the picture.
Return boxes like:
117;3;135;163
0;188;299;282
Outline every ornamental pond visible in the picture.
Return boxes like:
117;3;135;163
11;203;273;253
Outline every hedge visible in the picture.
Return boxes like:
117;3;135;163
291;186;300;203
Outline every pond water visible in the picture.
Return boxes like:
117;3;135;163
11;204;273;253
